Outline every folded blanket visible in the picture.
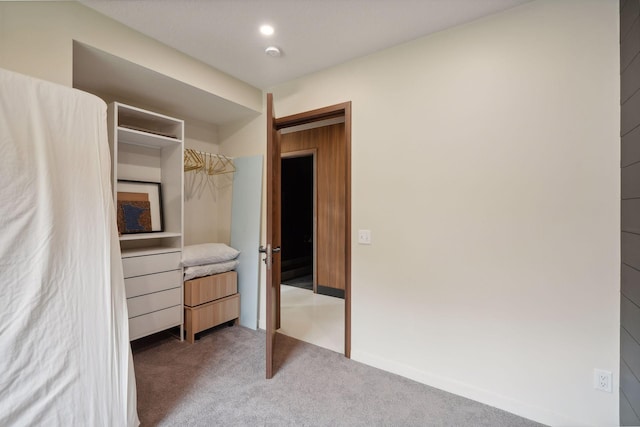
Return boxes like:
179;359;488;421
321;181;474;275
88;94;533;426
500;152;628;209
183;259;239;281
182;243;240;267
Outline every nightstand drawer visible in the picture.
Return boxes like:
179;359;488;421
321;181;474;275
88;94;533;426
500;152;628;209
184;293;240;343
184;271;237;307
122;251;181;278
125;270;182;298
127;287;182;318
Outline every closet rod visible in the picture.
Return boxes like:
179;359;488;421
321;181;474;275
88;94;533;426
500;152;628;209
184;148;235;175
186;149;234;160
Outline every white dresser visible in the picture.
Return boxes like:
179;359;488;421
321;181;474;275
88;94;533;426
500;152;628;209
122;248;183;340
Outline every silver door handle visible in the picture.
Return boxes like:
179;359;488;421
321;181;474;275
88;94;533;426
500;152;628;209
259;244;272;267
259;245;281;268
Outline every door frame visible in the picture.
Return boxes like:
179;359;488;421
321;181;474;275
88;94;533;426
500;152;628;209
274;101;352;359
281;149;318;293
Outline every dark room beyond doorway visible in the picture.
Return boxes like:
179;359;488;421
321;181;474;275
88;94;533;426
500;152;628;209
281;155;314;291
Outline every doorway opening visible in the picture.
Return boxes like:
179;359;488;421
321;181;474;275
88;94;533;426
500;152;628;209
277;117;349;355
265;95;351;378
281;153;315;293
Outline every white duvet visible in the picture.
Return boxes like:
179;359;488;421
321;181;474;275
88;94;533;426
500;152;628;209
0;69;138;426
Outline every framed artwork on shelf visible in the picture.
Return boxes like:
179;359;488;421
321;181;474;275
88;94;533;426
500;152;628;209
116;180;163;234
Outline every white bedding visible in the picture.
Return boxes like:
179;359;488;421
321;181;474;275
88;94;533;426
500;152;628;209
182;243;240;267
183;260;240;281
0;69;139;426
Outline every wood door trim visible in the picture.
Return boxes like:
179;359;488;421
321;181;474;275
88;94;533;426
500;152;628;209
281;148;317;158
343;102;351;359
275;100;352;358
275;102;351;130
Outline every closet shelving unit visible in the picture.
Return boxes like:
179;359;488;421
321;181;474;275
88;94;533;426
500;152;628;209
107;102;184;341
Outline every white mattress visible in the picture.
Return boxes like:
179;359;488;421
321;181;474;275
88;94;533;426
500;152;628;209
0;68;139;426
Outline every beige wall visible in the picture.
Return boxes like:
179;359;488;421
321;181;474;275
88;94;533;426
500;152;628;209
183;120;234;246
0;1;247;247
0;1;261;112
221;1;620;425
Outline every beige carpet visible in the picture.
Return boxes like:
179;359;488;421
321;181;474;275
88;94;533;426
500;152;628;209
132;326;544;426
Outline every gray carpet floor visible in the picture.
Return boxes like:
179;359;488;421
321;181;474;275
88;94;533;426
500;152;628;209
132;326;545;427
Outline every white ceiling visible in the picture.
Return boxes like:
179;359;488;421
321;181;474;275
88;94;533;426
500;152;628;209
79;0;531;90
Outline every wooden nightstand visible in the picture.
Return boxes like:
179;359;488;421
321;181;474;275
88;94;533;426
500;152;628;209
183;271;240;343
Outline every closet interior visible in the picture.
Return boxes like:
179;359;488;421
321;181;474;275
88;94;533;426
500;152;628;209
73;41;262;341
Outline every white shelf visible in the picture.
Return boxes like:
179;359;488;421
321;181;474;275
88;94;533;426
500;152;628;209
119;231;182;241
117;102;183;128
117;127;181;149
109;102;184;342
121;246;182;258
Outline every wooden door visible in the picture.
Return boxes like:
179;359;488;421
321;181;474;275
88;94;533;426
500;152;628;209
265;93;282;379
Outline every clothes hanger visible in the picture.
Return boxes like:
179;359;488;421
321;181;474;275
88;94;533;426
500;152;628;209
210;154;236;175
184;148;204;172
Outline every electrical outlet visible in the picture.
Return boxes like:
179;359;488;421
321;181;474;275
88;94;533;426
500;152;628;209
594;369;612;393
358;229;371;245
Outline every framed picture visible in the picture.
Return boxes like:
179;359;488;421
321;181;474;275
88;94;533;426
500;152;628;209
116;180;163;234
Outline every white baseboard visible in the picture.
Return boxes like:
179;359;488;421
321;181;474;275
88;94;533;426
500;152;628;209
350;349;575;427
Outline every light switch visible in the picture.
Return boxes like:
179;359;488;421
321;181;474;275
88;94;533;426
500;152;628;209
358;229;371;245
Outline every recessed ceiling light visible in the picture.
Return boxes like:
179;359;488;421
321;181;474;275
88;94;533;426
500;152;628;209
260;25;274;36
265;46;281;57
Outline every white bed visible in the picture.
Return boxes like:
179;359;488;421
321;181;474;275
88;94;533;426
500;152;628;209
0;68;139;426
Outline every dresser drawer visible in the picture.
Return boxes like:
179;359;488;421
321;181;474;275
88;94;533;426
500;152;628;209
184;293;240;343
127;287;182;318
122;251;181;278
128;305;182;341
184;271;237;307
125;270;182;298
